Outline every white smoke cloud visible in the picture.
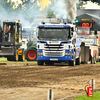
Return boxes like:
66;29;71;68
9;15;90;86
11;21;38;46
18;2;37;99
50;0;79;20
0;1;45;27
65;0;79;20
50;0;67;19
0;0;79;28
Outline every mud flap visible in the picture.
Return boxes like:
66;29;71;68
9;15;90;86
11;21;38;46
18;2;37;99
85;46;89;63
0;47;14;56
81;46;89;63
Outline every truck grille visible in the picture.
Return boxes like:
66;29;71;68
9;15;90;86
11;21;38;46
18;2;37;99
44;44;64;57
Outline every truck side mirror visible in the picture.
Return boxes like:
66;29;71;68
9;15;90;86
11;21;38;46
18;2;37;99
73;32;77;38
94;30;97;35
37;36;39;39
71;27;74;32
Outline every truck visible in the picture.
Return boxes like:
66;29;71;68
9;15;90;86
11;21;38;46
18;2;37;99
75;18;99;64
77;26;99;64
0;19;25;61
36;19;81;66
21;26;37;61
25;40;37;61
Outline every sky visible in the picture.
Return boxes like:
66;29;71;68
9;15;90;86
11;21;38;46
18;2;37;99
82;1;100;9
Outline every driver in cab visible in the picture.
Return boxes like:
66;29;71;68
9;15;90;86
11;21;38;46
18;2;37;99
81;30;88;35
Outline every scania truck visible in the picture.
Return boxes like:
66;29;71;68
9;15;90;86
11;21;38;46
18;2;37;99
36;19;81;66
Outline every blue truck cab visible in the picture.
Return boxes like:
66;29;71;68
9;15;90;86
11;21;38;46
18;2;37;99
36;22;81;66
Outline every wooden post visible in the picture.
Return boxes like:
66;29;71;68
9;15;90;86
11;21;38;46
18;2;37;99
92;79;93;95
50;89;51;100
47;89;54;100
92;79;93;90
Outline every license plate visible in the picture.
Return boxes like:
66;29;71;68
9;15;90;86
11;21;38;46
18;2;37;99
50;59;58;61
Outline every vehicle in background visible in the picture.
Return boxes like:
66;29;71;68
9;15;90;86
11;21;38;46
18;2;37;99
0;19;25;61
22;26;37;61
22;16;51;61
77;26;99;63
75;18;99;63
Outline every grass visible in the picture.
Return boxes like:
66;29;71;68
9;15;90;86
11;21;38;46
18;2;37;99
74;91;100;100
96;62;100;64
0;57;37;63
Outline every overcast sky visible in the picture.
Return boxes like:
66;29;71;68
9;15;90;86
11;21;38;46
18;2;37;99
82;1;100;9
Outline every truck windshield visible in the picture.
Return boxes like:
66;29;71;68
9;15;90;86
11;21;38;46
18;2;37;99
3;23;15;43
77;27;90;36
38;28;70;41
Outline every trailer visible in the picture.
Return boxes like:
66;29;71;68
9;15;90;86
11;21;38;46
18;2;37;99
0;19;25;61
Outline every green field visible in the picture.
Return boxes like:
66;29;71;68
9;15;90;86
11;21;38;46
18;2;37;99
74;91;100;100
0;57;37;63
96;62;100;64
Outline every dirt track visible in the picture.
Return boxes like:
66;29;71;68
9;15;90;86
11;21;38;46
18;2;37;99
0;62;100;100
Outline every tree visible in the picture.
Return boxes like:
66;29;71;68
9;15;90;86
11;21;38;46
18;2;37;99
47;10;54;18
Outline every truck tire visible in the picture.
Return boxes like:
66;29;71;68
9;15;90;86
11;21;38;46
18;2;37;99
76;53;81;65
91;56;96;64
7;49;18;61
18;50;25;61
37;61;44;65
69;59;75;66
26;48;37;61
7;56;13;61
69;52;76;66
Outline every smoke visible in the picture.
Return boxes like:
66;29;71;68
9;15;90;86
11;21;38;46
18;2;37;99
0;0;47;27
0;0;79;27
0;9;31;27
50;0;67;19
65;0;79;20
50;0;78;20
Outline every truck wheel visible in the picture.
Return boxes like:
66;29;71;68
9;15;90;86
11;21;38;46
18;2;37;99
76;53;81;65
69;59;75;66
37;61;44;65
12;50;18;61
15;50;18;61
7;56;13;61
91;56;96;64
69;52;76;66
26;49;37;61
18;50;25;61
94;56;96;64
7;49;18;61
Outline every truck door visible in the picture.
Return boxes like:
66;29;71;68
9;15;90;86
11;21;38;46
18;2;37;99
15;23;22;45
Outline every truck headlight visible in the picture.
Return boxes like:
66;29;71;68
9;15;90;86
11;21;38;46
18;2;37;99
65;52;72;55
37;52;43;55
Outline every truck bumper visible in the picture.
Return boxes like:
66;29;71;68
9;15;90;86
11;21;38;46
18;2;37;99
0;47;14;56
37;55;73;61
